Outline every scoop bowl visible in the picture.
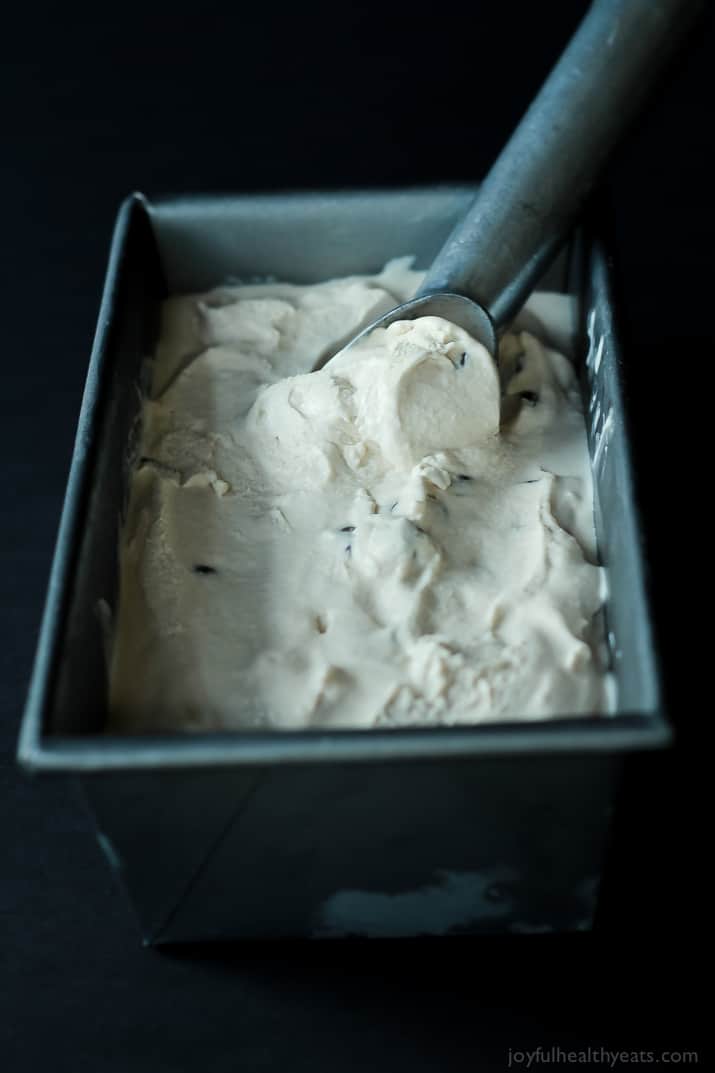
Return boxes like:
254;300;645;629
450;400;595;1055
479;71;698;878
313;293;497;371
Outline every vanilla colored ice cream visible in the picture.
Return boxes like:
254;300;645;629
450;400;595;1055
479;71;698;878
107;259;613;731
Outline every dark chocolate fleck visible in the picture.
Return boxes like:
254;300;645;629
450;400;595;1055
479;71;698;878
340;525;356;533
456;473;473;482
193;564;217;575
459;352;467;367
390;502;398;512
345;545;352;556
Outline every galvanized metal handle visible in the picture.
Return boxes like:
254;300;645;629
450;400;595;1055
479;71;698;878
419;0;702;327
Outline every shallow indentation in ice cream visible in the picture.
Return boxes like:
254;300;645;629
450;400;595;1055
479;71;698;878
108;259;612;731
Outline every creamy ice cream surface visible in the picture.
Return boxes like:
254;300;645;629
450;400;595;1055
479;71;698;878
108;259;614;731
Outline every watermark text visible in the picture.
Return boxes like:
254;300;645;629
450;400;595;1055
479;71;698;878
507;1047;698;1068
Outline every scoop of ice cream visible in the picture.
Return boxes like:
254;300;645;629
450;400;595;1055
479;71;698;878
242;314;501;488
330;315;500;468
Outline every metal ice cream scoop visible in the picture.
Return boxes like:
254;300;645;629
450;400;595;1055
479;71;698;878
314;0;701;370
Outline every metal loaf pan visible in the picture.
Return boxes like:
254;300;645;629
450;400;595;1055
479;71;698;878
18;188;669;943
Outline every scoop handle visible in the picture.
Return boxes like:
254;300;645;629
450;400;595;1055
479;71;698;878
418;0;702;327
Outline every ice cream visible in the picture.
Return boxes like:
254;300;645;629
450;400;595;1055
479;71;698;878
107;259;613;732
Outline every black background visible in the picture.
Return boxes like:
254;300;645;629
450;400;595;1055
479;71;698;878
2;1;711;1069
